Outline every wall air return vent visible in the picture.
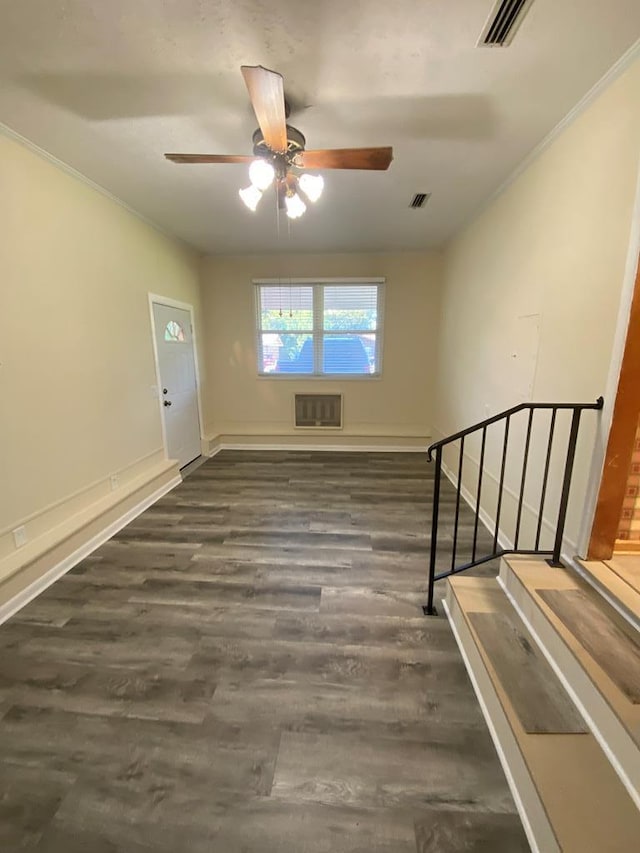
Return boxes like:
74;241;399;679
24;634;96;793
294;394;343;429
409;192;431;209
478;0;535;47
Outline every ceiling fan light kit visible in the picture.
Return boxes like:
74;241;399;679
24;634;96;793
165;65;393;221
240;143;323;218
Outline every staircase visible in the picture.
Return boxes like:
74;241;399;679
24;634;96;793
443;556;640;852
426;400;640;850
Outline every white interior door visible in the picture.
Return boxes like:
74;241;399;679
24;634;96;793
153;302;201;469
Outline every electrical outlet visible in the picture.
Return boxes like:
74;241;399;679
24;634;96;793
110;474;119;491
13;526;28;548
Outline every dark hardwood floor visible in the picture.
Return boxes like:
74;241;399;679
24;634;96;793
0;451;528;852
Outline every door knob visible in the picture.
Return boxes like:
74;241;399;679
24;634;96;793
163;400;172;407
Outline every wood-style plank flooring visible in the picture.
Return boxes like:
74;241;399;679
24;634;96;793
468;610;588;733
538;587;640;703
0;451;528;851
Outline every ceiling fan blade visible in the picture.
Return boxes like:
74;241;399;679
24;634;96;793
241;65;288;154
165;153;256;164
296;147;393;170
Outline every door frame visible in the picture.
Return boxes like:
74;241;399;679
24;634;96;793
586;254;640;559
148;293;205;463
575;146;640;559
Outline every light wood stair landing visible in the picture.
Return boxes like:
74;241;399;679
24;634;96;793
444;559;640;853
576;556;640;632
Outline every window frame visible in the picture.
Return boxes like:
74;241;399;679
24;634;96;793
253;278;385;379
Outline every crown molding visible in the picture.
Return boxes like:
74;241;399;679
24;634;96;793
457;36;640;237
0;119;194;253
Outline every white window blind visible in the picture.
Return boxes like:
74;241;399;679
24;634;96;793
254;280;384;377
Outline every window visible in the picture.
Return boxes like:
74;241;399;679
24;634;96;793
255;280;384;376
164;320;185;342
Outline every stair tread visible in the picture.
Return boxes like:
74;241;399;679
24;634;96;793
537;587;640;703
448;576;640;853
605;556;640;595
468;609;588;733
579;558;640;628
506;559;640;747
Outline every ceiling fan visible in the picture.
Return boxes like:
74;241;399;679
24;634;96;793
165;65;393;219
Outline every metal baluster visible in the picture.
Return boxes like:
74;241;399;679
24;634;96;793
425;445;442;615
550;409;582;567
493;416;510;553
472;427;487;563
424;399;601;614
535;408;557;550
451;438;465;572
514;409;534;550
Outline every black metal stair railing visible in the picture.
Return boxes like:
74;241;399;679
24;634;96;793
424;397;604;615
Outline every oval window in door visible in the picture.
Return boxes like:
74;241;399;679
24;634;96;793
164;320;185;342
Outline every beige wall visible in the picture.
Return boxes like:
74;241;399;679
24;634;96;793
434;57;640;555
200;251;442;443
0;132;202;579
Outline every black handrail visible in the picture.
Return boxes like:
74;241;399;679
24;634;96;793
424;396;604;615
427;400;603;461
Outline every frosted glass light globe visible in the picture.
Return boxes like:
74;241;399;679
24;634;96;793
239;184;263;212
299;173;324;202
249;159;275;191
285;192;307;219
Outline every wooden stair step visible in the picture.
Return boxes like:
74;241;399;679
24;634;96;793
576;558;640;631
445;576;640;853
499;555;640;810
468;609;588;733
605;556;640;596
537;587;640;703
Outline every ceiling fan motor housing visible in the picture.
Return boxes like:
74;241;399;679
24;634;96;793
252;125;306;161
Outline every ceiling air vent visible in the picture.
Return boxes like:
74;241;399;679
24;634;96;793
478;0;535;47
409;192;431;209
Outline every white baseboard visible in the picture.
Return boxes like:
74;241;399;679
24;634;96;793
208;440;427;454
0;474;181;627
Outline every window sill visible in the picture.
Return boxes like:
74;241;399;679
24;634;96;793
257;373;383;381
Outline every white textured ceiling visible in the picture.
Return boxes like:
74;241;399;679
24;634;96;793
1;0;639;254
